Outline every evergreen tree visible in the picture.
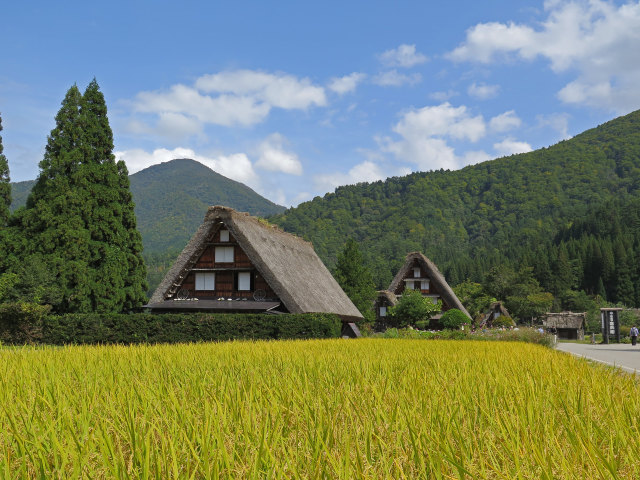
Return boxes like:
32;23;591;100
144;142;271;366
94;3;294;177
0;114;10;226
78;79;147;311
333;238;376;323
552;243;575;296
19;81;147;312
19;85;92;311
613;240;634;305
596;277;607;301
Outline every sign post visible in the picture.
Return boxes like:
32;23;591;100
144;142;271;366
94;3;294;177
600;308;622;344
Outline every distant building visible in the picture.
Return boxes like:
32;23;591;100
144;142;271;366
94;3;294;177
477;302;513;328
375;252;470;328
543;312;586;340
146;206;363;330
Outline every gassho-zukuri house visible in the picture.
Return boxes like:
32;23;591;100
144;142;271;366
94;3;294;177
375;252;471;326
145;206;363;332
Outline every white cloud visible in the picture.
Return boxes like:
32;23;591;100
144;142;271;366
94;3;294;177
448;0;640;112
134;84;270;127
114;147;259;186
255;133;303;175
493;138;533;156
429;90;458;102
536;112;571;139
328;72;366;95
314;161;386;191
395;103;486;142
379;44;428;68
468;82;500;100
131;70;327;130
155;112;204;141
195;70;326;109
463;150;492;165
373;70;422;87
383;103;487;170
489;110;522;132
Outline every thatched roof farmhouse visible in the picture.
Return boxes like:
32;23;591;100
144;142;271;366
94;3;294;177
146;206;363;324
543;312;586;340
477;302;513;328
375;252;471;324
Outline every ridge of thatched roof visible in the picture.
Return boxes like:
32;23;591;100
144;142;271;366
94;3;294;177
543;312;586;329
150;206;363;321
376;290;398;305
388;252;471;319
489;301;510;317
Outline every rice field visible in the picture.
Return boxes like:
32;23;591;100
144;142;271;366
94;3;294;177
1;339;639;479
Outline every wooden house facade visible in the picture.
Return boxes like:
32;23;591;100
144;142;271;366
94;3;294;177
146;206;363;324
375;252;470;327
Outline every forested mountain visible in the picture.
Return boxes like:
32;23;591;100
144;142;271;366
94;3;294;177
129;159;285;253
269;109;640;305
8;180;33;211
11;158;286;253
10;158;286;296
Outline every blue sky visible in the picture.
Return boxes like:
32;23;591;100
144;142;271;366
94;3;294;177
2;0;640;206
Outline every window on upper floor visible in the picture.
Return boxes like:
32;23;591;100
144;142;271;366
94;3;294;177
195;272;215;290
215;246;234;263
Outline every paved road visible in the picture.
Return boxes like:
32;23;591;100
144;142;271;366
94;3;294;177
555;342;640;374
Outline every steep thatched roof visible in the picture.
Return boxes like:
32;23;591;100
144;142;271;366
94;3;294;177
149;206;363;321
388;252;471;319
477;301;511;326
376;290;398;305
543;312;586;329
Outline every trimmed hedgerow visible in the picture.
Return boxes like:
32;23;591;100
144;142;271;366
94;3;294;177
0;312;342;345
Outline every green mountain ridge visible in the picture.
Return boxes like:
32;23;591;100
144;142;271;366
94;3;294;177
268;109;640;298
11;158;286;254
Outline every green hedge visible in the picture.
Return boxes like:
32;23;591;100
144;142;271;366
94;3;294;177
0;312;342;345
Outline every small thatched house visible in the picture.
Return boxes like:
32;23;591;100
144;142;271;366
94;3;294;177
374;290;398;321
477;302;513;328
146;206;363;331
543;312;586;340
375;252;470;326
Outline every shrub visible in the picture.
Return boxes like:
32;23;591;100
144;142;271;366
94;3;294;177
441;309;468;330
0;312;342;345
491;315;515;328
0;302;51;344
470;327;555;348
388;290;441;328
415;320;430;330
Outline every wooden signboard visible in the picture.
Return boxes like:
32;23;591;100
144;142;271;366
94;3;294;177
600;308;622;344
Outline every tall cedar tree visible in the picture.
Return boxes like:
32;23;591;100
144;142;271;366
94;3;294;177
0;113;10;226
20;81;146;312
19;85;90;311
79;79;147;311
333;238;376;323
